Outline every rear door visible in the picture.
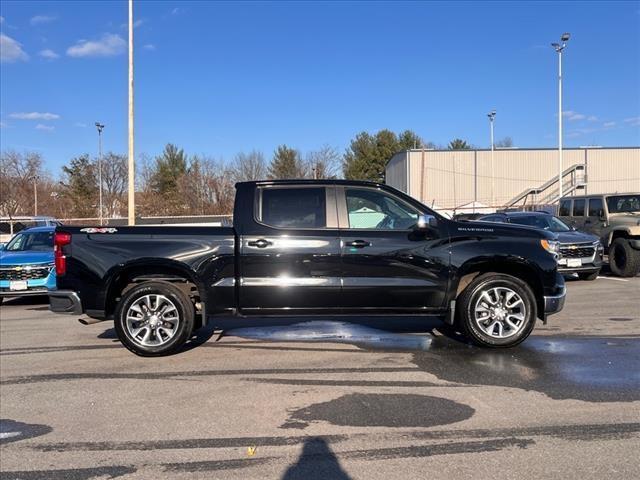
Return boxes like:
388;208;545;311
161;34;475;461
585;197;604;238
571;198;587;230
238;185;342;314
337;186;450;312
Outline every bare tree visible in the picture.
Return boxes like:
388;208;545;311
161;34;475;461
0;150;46;217
495;137;514;148
100;153;128;218
232;150;267;182
179;156;234;215
306;145;340;179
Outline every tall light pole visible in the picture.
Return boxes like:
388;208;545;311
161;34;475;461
552;33;570;201
32;175;39;216
128;0;136;225
95;122;105;225
488;110;496;208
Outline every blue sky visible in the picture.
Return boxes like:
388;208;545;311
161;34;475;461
1;1;639;175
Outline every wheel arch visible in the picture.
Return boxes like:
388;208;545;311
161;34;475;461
104;259;206;324
453;259;545;319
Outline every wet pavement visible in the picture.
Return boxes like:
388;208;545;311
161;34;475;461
0;275;639;479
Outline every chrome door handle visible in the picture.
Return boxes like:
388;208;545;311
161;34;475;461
345;240;371;248
247;239;272;248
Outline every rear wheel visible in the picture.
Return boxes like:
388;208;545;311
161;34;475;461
456;273;537;348
609;238;640;277
115;281;195;356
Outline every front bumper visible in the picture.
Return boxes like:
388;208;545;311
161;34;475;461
544;287;566;316
0;272;56;298
49;290;83;315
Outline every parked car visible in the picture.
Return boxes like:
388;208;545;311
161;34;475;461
0;227;56;305
557;193;640;277
49;180;565;356
0;216;61;246
477;212;603;280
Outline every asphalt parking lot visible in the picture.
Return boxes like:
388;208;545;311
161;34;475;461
1;274;639;480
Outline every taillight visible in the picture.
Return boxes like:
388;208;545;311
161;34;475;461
54;231;72;276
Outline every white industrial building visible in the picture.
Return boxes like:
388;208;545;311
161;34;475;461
385;147;640;214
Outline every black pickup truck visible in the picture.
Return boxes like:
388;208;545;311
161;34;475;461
49;180;566;356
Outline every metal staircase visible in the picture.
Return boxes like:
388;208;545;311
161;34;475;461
506;164;586;209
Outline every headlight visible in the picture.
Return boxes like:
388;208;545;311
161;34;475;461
540;239;560;257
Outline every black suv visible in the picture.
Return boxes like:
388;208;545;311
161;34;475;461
478;211;603;280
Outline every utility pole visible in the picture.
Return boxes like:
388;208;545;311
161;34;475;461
487;110;496;208
95;122;105;225
552;33;570;201
128;0;136;225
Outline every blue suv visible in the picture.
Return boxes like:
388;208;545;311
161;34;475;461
0;226;56;305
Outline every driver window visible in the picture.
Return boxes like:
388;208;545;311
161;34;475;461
345;188;418;230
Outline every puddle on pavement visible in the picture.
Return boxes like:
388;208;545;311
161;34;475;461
226;320;639;403
226;321;432;351
282;393;474;429
412;336;640;402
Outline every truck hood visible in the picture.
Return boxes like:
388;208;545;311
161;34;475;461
0;250;54;266
556;230;599;244
452;221;558;240
607;213;640;225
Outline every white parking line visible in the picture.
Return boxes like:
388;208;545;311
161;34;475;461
596;276;629;282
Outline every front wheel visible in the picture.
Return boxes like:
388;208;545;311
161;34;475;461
115;281;195;356
609;238;640;277
578;270;599;281
456;273;537;348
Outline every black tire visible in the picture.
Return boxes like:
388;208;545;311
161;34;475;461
577;270;599;281
609;238;640;277
456;273;537;348
114;281;195;357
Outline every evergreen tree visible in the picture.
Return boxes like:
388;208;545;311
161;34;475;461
269;145;305;179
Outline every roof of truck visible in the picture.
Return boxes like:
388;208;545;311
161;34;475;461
236;179;385;188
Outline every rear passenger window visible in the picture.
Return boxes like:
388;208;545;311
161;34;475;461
572;199;585;216
558;200;571;216
588;198;603;216
259;187;326;228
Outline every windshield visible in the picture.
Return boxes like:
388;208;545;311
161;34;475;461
4;231;54;252
606;195;640;213
509;215;572;232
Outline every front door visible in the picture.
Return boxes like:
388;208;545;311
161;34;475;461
337;186;450;312
238;185;342;314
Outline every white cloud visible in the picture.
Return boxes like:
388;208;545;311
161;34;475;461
143;43;156;51
74;122;87;128
562;110;586;121
0;33;29;63
624;116;640;127
171;7;181;15
121;18;145;29
39;48;59;60
0;121;7;128
9;112;60;120
603;121;616;128
0;16;4;24
35;124;55;131
66;33;126;58
587;115;598;122
30;15;58;26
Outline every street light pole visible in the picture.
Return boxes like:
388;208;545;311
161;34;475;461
128;0;136;226
95;122;105;225
552;33;570;201
32;175;39;216
487;110;496;208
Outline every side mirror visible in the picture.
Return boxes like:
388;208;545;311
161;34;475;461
416;214;437;230
0;243;5;250
598;209;605;221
